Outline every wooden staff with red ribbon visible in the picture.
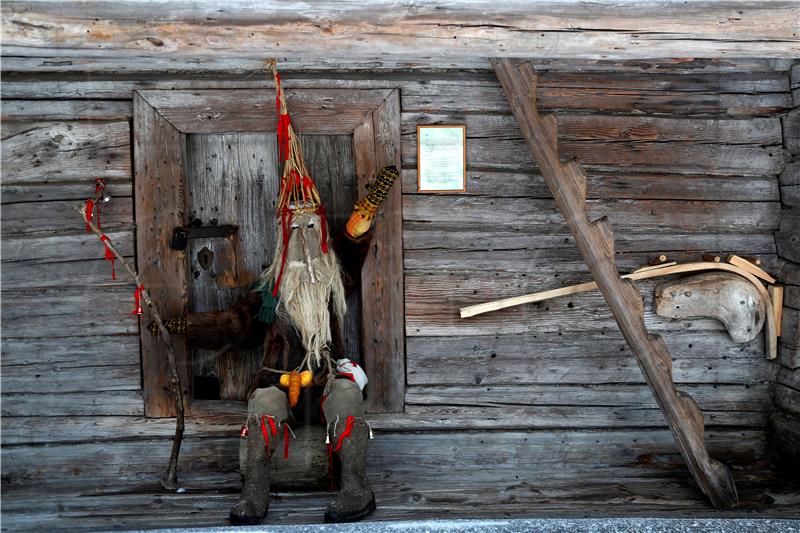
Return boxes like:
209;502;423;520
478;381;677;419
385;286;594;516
75;181;186;490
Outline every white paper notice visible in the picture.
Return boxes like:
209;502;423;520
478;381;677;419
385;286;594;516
417;125;466;192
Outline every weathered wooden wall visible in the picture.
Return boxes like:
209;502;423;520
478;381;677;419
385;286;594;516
2;57;798;530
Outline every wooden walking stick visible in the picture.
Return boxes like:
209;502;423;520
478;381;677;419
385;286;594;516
492;58;738;509
75;182;186;490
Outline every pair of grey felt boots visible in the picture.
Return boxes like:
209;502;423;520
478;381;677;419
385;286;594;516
229;382;375;525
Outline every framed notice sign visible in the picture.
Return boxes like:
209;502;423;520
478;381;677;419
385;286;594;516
417;125;466;192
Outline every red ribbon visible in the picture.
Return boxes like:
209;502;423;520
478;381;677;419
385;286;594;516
259;415;278;461
316;205;329;254
283;424;291;459
85;199;95;232
100;234;116;280
334;415;355;452
131;284;144;315
277;113;291;162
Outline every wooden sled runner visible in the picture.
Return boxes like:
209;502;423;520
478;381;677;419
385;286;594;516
490;58;740;509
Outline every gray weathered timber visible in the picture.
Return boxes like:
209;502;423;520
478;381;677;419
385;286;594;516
133;93;192;418
401;169;779;202
493;58;738;508
3;1;798;59
1;121;130;183
0;99;133;121
1;391;145;417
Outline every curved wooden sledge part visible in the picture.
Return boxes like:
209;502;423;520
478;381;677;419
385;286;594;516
492;58;740;509
459;261;777;359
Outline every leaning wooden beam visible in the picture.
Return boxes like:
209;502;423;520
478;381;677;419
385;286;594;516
460;260;778;359
492;58;738;509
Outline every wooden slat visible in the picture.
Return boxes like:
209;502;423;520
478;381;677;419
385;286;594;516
0;100;132;121
402;136;787;176
1;334;140;367
1;179;133;204
1;257;134;289
1;230;134;263
403;86;794;116
402;226;777;255
0;288;139;338
1;121;131;183
133;93;191;417
402;113;784;145
3;1;798;59
403;197;781;233
1;363;140;393
1;391;144;417
1;197;133;237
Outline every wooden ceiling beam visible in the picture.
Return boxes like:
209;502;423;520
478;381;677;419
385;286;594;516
2;1;798;62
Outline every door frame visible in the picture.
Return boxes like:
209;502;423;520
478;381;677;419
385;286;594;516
133;88;404;416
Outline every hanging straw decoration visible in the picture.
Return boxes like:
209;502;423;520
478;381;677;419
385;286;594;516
268;60;330;297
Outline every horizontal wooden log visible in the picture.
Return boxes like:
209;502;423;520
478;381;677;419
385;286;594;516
402;135;787;176
1;230;134;263
1;334;140;367
402;225;777;254
778;366;800;391
403;86;794;116
1;197;133;237
1;288;140;338
0;428;768;491
1;179;133;204
1;121;131;184
780;159;800;187
1;363;140;393
1;257;134;289
775;211;800;263
406;336;775;386
1;391;144;417
404;274;761;337
1;55;793;75
402;113;784;145
0;100;132;121
3;1;798;59
400;169;779;202
784;108;800;155
403;196;781;233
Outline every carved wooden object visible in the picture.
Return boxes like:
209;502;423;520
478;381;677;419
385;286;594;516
655;272;766;343
492;58;738;509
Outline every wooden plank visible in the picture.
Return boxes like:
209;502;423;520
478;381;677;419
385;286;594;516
1;391;144;417
1;197;133;237
1;121;131;184
1;179;133;204
1;363;140;393
403;86;794;116
492;58;739;508
3;2;798;59
354;90;406;413
0;100;132;121
775;210;800;263
402;226;778;255
727;254;776;283
1;230;134;263
769;285;785;338
402;113;784;145
1;257;134;289
0;288;139;338
403;196;781;233
774;384;800;415
1;334;140;367
137;89;390;134
783;108;800;155
133;93;191;417
402;135;787;176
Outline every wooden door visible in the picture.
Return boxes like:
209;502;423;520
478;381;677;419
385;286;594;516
186;133;361;400
134;88;404;416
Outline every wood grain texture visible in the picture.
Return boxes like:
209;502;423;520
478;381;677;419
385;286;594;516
0;100;132;121
354;89;406;413
133;93;191;417
3;1;798;59
493;58;739;508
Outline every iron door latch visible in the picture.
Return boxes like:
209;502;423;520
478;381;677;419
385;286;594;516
171;222;238;250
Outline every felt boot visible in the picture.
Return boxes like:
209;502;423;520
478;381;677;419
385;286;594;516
324;418;375;523
229;417;275;525
230;387;289;526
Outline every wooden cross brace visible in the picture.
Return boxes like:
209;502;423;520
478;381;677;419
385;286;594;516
492;58;738;509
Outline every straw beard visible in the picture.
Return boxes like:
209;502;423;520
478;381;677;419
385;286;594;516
257;213;346;368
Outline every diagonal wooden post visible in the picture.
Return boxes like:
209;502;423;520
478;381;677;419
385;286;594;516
492;58;738;509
